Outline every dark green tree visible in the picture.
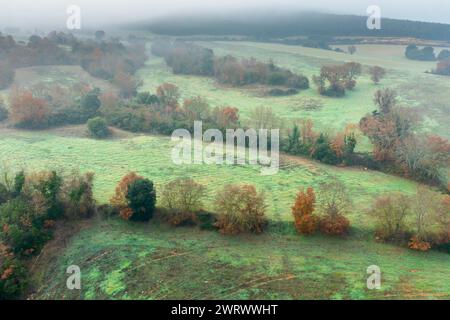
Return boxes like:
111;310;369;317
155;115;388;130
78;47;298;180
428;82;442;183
126;178;156;221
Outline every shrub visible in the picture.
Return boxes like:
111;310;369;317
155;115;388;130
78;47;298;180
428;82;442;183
0;251;27;299
62;172;96;219
319;214;350;236
87;117;110;138
24;171;64;220
410;186;449;248
408;236;432;251
110;172;142;208
126;178;156;222
369;66;386;84
9;88;50;129
317;181;351;236
292;187;318;235
160;178;206;226
196;211;217;230
214;184;267;234
370;194;411;243
0;198;51;257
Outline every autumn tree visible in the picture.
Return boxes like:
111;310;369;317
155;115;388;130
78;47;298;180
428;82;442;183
113;71;142;98
317;181;351;235
9;88;49;129
342;62;362;90
409;186;449;251
183;96;211;124
360;89;416;162
369;66;386;84
110;172;142;220
160;178;206;226
313;62;361;96
248;106;282;130
395;134;450;184
370;193;411;242
291;187;317;235
156;83;180;109
214;184;267;234
62;172;96;219
211;106;239;130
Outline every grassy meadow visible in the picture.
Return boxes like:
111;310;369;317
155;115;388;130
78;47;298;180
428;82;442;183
139;42;450;140
1;41;449;300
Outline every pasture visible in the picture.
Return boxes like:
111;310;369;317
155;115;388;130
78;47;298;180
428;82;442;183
1;41;449;300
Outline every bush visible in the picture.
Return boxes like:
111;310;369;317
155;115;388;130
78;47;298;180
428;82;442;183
0;252;27;299
214;184;267;234
319;214;350;236
291;187;318;235
97;204;118;219
196;211;217;230
0;198;51;257
24;171;64;220
126;178;156;222
62;172;96;219
370;194;411;243
9;88;50;129
317;181;351;236
160;178;206;227
87;117;110;138
408;236;431;251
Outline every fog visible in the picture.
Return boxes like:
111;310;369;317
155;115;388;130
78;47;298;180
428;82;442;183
1;0;449;30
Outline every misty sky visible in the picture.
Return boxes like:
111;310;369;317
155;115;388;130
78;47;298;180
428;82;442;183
1;0;450;29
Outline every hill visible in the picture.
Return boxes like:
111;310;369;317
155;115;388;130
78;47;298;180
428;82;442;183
130;11;450;41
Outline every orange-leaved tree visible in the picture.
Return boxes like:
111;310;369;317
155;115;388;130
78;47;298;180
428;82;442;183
291;187;317;235
110;172;142;220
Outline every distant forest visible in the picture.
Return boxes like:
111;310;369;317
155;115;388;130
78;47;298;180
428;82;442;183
133;12;450;41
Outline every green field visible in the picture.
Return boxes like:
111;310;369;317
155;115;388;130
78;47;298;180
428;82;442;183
139;42;450;139
0;126;422;229
2;41;449;300
31;219;450;300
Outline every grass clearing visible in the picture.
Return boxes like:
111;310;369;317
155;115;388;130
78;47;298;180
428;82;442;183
32;218;450;300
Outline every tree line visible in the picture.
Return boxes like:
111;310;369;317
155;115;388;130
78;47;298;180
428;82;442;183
151;40;310;90
0;32;147;97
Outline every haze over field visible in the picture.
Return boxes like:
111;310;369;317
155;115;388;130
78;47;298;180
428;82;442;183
1;0;450;29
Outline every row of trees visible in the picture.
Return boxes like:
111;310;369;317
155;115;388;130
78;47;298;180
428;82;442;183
108;171;449;250
0;32;146;97
292;182;351;236
371;187;449;251
108;173;355;237
0;170;95;299
405;45;450;61
313;62;386;97
100;83;240;135
4;81;240;136
6;81;448;189
151;40;309;90
282;120;357;165
8;84;101;129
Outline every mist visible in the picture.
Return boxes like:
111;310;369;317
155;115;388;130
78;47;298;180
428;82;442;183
1;0;450;31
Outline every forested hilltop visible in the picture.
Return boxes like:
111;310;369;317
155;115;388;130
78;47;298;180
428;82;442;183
129;11;450;41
